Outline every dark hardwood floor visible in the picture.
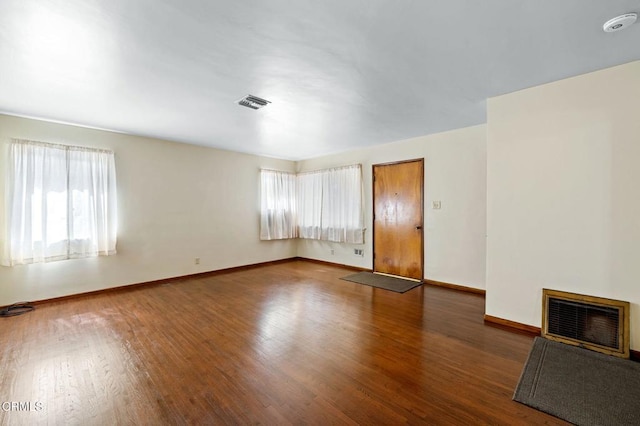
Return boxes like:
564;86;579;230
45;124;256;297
0;260;567;425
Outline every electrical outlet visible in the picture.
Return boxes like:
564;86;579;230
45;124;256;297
330;249;335;255
194;257;200;265
354;248;364;256
432;201;442;209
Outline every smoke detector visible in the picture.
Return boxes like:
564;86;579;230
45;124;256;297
236;94;271;110
603;13;637;32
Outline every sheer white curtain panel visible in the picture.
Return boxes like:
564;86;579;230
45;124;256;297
260;170;297;240
321;165;364;243
296;172;323;239
2;139;117;266
297;164;364;244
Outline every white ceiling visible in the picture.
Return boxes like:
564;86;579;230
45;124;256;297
1;1;639;160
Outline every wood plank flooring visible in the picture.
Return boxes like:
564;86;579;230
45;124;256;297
0;260;567;425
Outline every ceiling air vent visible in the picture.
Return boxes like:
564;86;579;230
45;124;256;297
237;94;271;110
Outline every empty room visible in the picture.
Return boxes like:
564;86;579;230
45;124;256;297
1;1;639;425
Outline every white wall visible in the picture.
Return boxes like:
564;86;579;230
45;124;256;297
296;125;487;290
0;114;297;305
486;61;640;350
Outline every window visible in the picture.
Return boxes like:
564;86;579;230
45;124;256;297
297;171;323;240
261;164;364;243
298;164;364;244
2;139;117;266
259;169;297;240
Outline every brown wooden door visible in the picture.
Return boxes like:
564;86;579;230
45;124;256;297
373;159;424;280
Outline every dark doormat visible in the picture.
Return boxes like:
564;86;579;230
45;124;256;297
514;337;640;426
340;272;421;293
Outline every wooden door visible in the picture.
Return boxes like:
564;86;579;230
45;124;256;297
373;159;424;280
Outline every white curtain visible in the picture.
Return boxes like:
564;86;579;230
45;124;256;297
260;169;297;240
297;164;364;244
297;172;323;239
2;139;117;266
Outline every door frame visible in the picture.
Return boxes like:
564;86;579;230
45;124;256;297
372;158;424;280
